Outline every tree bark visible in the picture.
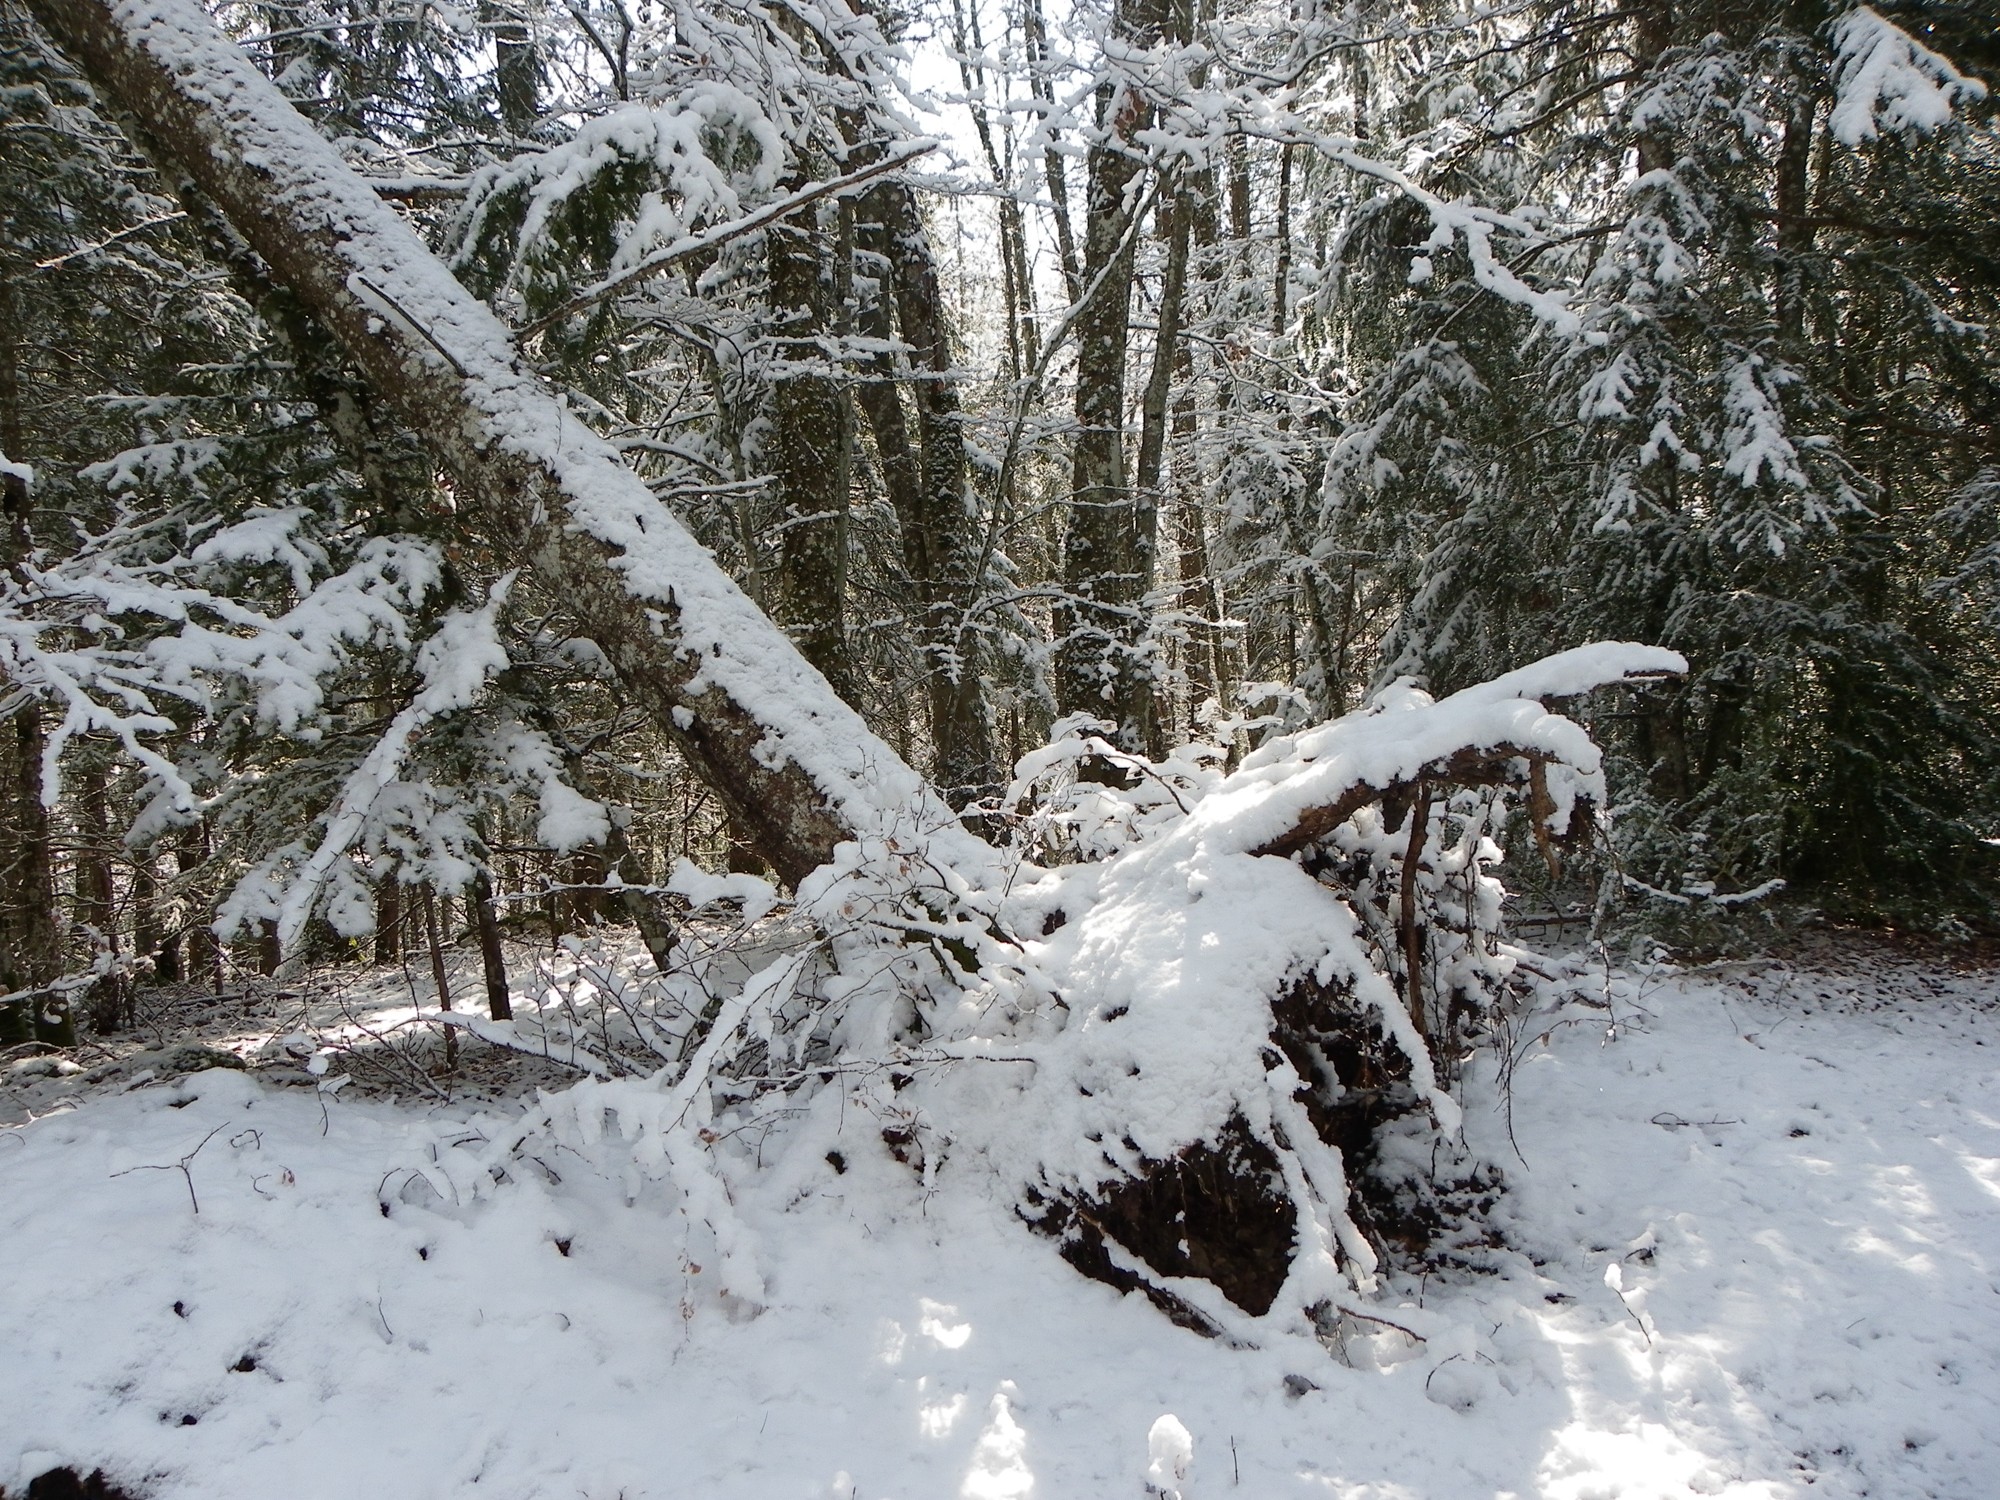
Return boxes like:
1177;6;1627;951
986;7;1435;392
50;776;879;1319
1024;0;1083;305
25;0;974;898
769;188;857;708
480;0;540;139
472;870;513;1022
0;265;64;1039
868;180;999;798
372;871;401;963
422;884;458;1072
75;760;128;1031
1055;0;1170;756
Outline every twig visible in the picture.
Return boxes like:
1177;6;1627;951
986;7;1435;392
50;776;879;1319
351;274;469;377
112;1124;225;1213
1609;1281;1652;1346
1330;1304;1429;1343
518;144;937;340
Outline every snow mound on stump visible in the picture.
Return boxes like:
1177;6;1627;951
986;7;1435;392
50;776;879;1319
938;644;1683;1330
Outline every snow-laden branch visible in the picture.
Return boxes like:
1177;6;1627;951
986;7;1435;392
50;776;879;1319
269;577;514;952
1830;7;1985;146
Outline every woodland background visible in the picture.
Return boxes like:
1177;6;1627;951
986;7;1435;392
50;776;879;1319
3;0;1997;1034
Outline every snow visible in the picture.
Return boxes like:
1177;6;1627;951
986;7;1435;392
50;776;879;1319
1145;1414;1193;1495
1829;8;1985;147
6;944;1998;1499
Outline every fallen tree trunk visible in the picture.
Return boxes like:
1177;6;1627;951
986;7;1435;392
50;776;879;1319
23;0;976;893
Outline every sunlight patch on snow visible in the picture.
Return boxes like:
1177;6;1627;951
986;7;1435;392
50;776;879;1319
1958;1152;2000;1203
875;1318;908;1365
919;1298;973;1350
1848;1225;1934;1275
1538;1423;1763;1500
919;1391;969;1438
1293;1476;1424;1498
959;1389;1033;1499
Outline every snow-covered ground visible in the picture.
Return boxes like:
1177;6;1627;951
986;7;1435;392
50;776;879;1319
4;944;1998;1500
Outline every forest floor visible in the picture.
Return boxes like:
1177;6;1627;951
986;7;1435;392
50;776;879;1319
2;934;1997;1500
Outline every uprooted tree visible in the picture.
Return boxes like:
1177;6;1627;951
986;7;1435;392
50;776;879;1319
21;0;1681;1337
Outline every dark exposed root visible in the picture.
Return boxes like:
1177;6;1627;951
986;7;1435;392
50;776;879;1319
24;1469;137;1500
1029;1115;1297;1326
1029;971;1505;1326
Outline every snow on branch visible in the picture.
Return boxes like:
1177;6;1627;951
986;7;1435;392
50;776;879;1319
1186;643;1687;861
259;576;514;953
1830;7;1985;146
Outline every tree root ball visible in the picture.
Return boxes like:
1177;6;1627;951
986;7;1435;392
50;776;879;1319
1029;971;1495;1328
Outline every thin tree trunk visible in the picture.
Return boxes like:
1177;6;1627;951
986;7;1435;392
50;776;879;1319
76;761;127;1031
481;0;539;139
876;183;998;797
1773;94;1815;346
770;187;857;708
949;0;1038;380
1271;144;1294;339
1132;169;1192;756
177;822;223;993
472;871;513;1022
421;884;458;1072
0;266;64;1040
1172;152;1228;726
374;874;402;964
134;858;160;982
1024;0;1082;305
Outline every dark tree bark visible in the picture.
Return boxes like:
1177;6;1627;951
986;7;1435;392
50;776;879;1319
374;874;402;964
480;0;540;139
176;822;223;993
1055;0;1171;758
769;189;857;708
421;884;458;1072
75;761;128;1030
1024;0;1083;305
1171;153;1229;726
0;267;65;1041
472;870;513;1022
863;178;999;798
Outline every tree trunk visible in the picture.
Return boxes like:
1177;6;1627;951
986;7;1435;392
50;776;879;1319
374;874;402;964
422;885;458;1073
1172;156;1229;728
1055;0;1170;757
26;0;975;901
769;186;857;708
472;871;513;1022
1024;0;1082;305
75;761;127;1032
867;179;999;798
133;858;160;983
480;0;540;139
0;265;64;1041
176;822;223;993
